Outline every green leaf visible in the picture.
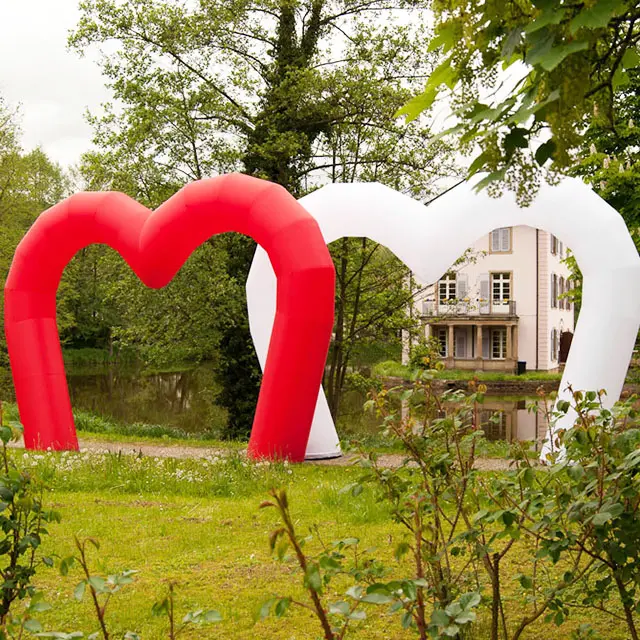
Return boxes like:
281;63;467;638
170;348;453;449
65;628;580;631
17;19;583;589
622;48;640;69
524;9;565;34
329;601;350;616
459;592;481;609
504;127;530;155
259;598;276;619
348;609;366;620
431;608;450;627
427;60;457;91
73;581;86;602
304;564;322;593
473;170;506;192
570;0;626;33
455;611;476;624
23;619;44;633
535;139;557;166
274;598;290;618
396;89;438;122
519;574;533;589
361;592;394;604
428;24;456;53
346;585;363;600
526;29;556;66
502;27;524;60
468;152;491;177
401;611;413;628
613;66;630;89
537;40;590;71
88;576;107;593
394;541;410;560
592;511;612;526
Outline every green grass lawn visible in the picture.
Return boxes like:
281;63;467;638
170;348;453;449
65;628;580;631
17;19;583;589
372;361;564;382
9;448;630;640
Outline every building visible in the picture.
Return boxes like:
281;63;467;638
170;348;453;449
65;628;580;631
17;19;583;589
411;226;575;373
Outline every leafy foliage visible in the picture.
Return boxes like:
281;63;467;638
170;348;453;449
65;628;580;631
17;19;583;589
67;0;456;431
400;0;640;203
0;411;59;635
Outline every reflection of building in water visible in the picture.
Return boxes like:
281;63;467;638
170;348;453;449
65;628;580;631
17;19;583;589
479;398;550;446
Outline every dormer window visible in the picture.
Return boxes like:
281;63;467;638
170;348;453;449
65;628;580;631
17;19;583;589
490;227;511;252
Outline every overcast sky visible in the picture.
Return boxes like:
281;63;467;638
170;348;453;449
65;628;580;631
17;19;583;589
0;0;110;168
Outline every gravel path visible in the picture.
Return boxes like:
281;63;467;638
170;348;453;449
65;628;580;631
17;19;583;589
54;438;516;471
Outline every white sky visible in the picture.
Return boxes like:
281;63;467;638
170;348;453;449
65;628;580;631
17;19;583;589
0;0;110;167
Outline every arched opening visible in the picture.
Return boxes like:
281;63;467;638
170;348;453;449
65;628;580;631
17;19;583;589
248;177;640;460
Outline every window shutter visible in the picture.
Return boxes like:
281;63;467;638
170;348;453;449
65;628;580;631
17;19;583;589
491;229;500;251
455;330;467;359
456;273;468;299
559;241;564;257
479;274;490;313
500;227;510;252
482;330;490;359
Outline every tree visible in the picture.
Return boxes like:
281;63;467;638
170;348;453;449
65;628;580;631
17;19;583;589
574;68;640;253
70;0;453;433
0;99;69;361
399;0;640;204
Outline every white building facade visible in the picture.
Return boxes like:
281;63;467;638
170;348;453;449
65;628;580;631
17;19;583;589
413;226;575;373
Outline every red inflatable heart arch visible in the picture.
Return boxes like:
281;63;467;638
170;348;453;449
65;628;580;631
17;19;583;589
4;174;335;461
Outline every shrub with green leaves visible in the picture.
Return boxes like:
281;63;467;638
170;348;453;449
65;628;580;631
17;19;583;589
0;419;59;636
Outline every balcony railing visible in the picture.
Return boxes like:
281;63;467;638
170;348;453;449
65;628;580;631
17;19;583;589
421;299;517;317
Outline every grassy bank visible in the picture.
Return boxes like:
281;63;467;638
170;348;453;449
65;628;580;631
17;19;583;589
6;448;628;639
372;360;563;381
3;402;228;445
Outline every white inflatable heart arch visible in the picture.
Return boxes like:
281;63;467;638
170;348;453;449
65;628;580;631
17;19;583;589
246;177;640;460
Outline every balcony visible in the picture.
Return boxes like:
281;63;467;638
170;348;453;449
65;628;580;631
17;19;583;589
421;299;517;318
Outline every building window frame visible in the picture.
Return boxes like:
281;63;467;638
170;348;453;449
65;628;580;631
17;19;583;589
491;271;512;306
436;327;448;357
490;227;512;253
551;273;558;308
491;328;507;360
438;273;457;305
551;328;558;362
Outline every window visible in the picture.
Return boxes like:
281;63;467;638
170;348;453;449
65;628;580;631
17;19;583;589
438;273;457;304
491;227;511;252
480;410;508;440
550;235;564;257
558;276;565;310
436;328;447;357
551;328;558;362
491;272;511;304
491;328;507;359
551;273;558;308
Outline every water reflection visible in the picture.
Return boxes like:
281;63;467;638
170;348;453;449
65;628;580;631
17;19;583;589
338;389;549;445
65;365;226;436
478;397;549;446
0;363;548;444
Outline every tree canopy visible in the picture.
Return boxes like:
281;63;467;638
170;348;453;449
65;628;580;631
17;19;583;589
399;0;640;203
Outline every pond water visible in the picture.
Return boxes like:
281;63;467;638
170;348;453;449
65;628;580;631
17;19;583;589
0;364;549;444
